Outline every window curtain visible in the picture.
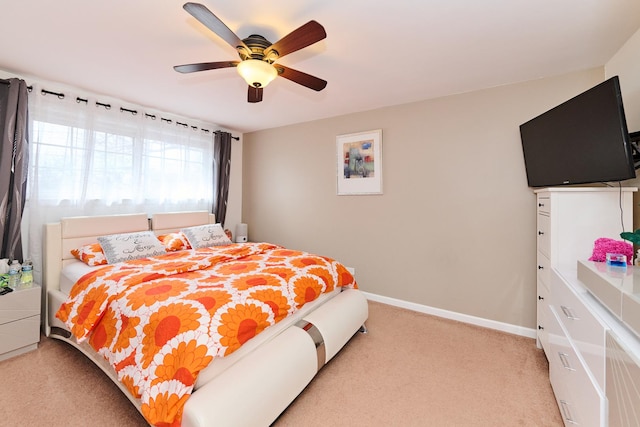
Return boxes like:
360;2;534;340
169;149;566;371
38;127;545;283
27;84;215;283
213;131;232;226
0;78;29;260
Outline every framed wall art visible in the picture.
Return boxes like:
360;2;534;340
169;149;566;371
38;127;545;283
336;129;382;195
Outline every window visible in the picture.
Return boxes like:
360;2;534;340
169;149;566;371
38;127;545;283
28;89;213;216
26;85;215;280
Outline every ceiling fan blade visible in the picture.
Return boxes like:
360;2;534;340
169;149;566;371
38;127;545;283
174;61;239;73
183;2;250;56
263;21;326;60
275;64;327;91
248;86;263;103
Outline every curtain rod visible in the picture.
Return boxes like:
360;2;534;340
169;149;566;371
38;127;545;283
214;130;239;141
20;84;240;140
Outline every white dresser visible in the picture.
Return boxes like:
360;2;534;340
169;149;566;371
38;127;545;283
534;187;637;426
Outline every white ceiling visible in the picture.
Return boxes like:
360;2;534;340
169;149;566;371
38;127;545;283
1;0;639;133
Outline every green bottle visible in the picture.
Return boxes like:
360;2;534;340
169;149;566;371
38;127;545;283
21;259;33;285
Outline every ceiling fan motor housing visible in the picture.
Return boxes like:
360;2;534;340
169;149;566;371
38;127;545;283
239;34;277;62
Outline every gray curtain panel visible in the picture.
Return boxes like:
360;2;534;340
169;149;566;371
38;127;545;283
0;78;29;260
213;131;232;227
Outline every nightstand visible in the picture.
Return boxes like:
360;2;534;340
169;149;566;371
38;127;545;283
0;284;41;362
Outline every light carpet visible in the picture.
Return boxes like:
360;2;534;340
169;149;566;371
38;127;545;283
0;301;562;426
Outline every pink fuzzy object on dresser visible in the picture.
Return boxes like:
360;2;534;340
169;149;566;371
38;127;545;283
588;237;634;265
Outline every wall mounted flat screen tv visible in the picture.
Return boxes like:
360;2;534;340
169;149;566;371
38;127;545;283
520;76;636;187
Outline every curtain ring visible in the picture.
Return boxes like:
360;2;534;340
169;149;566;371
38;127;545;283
41;89;65;99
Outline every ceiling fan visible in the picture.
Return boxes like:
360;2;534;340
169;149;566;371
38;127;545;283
174;2;327;103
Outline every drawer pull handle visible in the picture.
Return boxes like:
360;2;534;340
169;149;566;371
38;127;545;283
561;305;579;321
538;295;544;300
558;352;575;371
538;325;544;330
559;400;578;424
538;231;545;235
538;265;544;270
538;203;545;207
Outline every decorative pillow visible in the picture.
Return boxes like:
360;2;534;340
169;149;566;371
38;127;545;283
158;232;192;252
97;231;167;264
181;223;233;249
70;243;108;266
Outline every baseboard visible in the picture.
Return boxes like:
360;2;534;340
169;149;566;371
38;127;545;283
361;291;537;339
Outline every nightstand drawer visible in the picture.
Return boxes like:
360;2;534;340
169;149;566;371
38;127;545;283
0;315;40;354
0;286;41;325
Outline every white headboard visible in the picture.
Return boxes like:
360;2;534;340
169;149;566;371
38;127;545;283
43;211;217;293
151;211;216;235
43;213;150;294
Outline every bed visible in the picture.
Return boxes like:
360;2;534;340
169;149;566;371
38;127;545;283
43;211;368;426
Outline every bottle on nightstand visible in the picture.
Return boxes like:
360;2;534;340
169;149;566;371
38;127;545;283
7;260;21;289
21;259;33;285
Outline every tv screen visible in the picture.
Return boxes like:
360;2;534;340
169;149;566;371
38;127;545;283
520;76;636;187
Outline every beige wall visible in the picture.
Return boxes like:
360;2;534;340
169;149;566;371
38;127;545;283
242;68;603;329
606;28;640;132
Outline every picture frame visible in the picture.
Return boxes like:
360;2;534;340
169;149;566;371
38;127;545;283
336;129;382;195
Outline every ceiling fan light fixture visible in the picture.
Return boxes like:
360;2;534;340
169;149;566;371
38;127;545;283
237;59;278;88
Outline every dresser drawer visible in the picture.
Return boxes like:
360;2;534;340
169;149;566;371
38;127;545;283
547;303;568;392
548;306;604;427
537;251;551;291
0;286;41;325
537;196;551;214
537;213;550;258
537;280;550;354
606;331;640;427
551;270;606;390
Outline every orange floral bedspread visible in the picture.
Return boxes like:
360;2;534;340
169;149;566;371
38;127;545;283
56;242;357;426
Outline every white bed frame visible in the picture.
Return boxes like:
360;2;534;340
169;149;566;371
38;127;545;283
43;211;368;426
